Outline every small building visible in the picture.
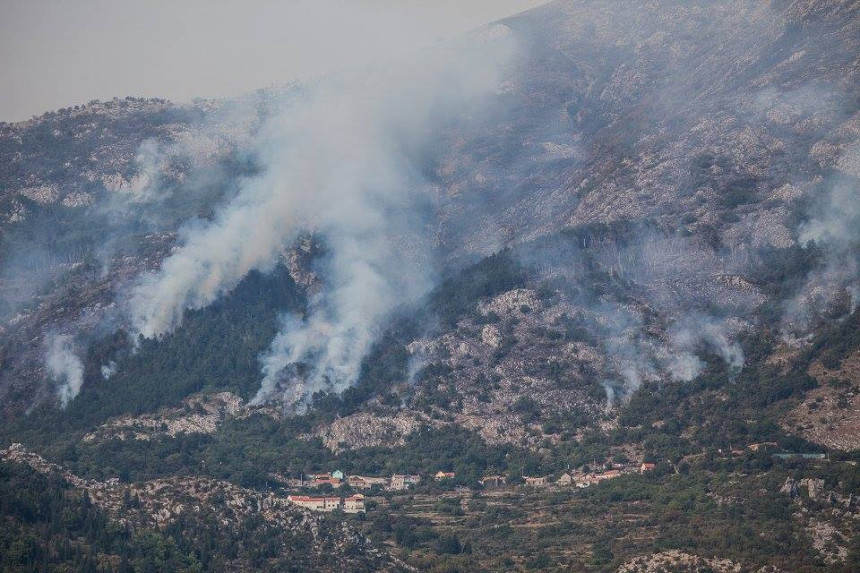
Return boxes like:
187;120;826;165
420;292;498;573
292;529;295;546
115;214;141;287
640;463;656;473
556;473;573;486
390;474;421;490
748;442;777;452
348;475;370;489
524;476;548;487
773;453;827;461
435;471;456;482
479;475;507;487
348;475;387;490
287;495;341;512
311;477;342;488
331;470;345;480
595;470;621;480
343;494;366;513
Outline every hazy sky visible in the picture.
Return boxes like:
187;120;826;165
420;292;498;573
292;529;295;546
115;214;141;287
0;0;548;122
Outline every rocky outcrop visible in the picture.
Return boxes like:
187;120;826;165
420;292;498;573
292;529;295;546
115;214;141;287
783;352;860;450
0;443;412;572
778;473;859;566
82;392;276;443
618;550;786;573
311;411;431;453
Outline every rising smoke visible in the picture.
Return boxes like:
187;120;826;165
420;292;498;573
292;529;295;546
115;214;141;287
783;142;860;338
522;229;750;403
666;315;744;381
45;334;84;408
127;26;518;407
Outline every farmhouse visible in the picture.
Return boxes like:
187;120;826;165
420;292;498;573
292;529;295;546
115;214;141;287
556;473;573;486
524;476;548;486
348;475;388;490
287;495;342;512
310;476;342;488
390;474;421;490
343;494;366;513
640;463;656;473
479;475;507;487
747;442;778;452
435;471;456;481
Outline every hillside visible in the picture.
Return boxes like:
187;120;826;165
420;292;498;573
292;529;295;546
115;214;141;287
1;0;860;571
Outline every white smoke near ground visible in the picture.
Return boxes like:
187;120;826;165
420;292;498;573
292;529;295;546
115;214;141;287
666;315;744;382
595;306;660;406
123;139;171;203
126;26;518;407
849;285;860;316
666;352;705;383
45;334;84;408
596;312;744;407
101;360;118;380
799;179;860;249
783;143;860;337
599;381;619;413
521;230;753;405
254;220;430;407
118;99;264;206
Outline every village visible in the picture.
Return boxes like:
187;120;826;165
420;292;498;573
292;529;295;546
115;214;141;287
283;462;658;513
282;441;810;514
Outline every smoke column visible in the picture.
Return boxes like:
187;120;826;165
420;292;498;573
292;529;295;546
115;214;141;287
784;141;860;336
127;26;517;406
45;334;84;408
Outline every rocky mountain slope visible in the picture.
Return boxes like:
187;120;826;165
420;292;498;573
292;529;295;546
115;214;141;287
0;443;410;572
1;1;860;571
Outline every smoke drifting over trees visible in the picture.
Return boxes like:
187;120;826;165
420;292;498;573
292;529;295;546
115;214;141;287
783;145;860;339
127;26;518;407
0;0;857;415
45;334;83;408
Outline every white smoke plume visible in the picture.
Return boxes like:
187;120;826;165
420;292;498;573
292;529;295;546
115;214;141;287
849;285;860;316
123;139;171;203
784;145;860;336
101;360;118;380
45;334;84;408
127;26;517;406
799;178;860;249
667;315;744;382
600;380;619;413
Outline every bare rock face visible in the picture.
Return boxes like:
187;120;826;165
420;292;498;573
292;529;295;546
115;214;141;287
618;550;787;573
285;236;325;295
778;468;859;567
82;392;265;443
311;411;430;453
19;185;59;205
782;351;860;450
432;0;860;262
404;288;608;447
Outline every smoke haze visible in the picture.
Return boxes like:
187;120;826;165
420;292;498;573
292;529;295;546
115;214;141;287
45;334;84;408
128;26;518;407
